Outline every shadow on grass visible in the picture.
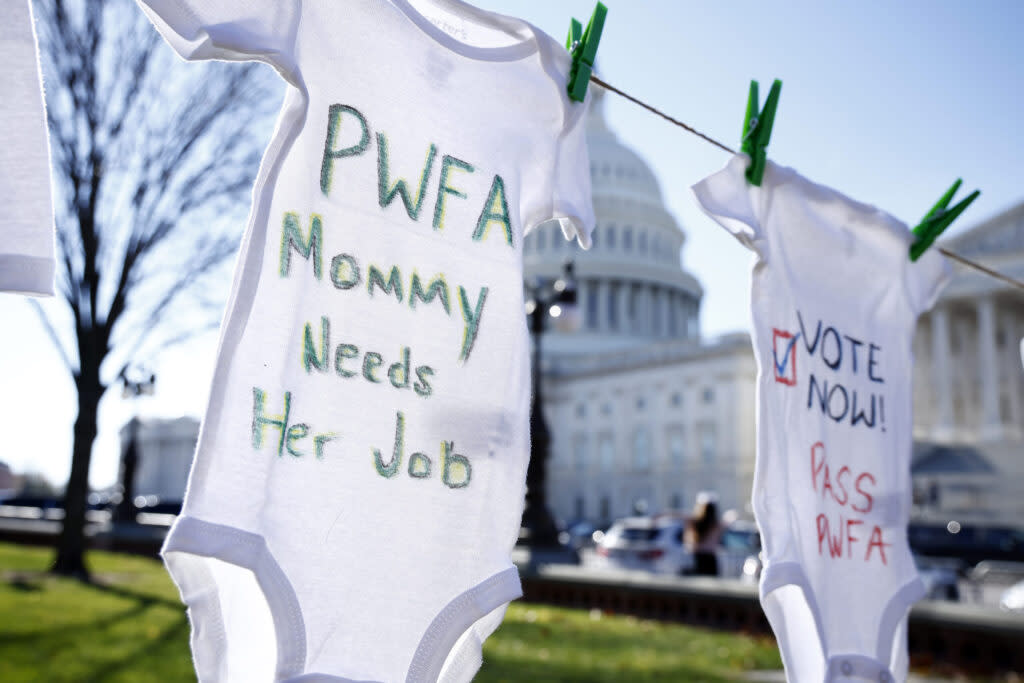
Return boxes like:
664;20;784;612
2;568;192;682
2;569;182;644
479;616;757;683
478;654;738;683
80;611;190;683
8;577;43;592
1;593;161;645
87;577;182;610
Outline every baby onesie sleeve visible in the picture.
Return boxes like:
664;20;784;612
548;93;596;249
903;245;951;315
691;154;765;255
134;0;300;66
0;0;55;296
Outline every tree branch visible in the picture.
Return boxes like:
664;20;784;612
27;299;75;372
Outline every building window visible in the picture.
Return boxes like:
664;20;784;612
632;428;651;471
635;396;645;410
601;403;612;416
668;426;685;465
670;492;682;510
638;231;647;253
698;423;716;463
607;225;617;248
670;392;683;407
623;227;633;251
576;403;586;418
702;387;715;404
599;434;614;472
575;495;585;519
600;495;611;521
669;300;678;336
573;434;588;471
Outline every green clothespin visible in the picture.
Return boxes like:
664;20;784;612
740;79;782;186
565;2;607;103
909;180;980;261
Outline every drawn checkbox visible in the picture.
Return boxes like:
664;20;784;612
772;329;798;386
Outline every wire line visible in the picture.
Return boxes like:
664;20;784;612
590;74;1024;293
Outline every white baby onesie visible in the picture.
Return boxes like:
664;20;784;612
1;0;55;296
693;155;948;683
135;0;594;681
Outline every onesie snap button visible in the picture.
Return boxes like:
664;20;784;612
840;661;853;676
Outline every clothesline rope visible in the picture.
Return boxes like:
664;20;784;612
589;74;1024;293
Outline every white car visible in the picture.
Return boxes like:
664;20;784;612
593;516;694;575
718;520;761;579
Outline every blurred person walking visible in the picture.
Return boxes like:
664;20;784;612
686;493;723;576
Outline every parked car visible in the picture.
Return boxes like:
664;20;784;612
718;520;761;579
914;555;961;601
592;516;694;575
560;520;603;554
908;523;1024;566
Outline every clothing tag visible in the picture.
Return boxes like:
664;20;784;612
427;15;469;42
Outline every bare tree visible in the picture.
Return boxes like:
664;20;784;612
32;0;280;578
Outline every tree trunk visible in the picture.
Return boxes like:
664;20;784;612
51;369;103;580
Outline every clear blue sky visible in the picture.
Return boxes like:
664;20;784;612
2;0;1022;489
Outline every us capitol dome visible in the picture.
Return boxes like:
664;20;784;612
524;86;703;354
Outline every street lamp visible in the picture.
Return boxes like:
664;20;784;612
113;368;155;524
522;260;578;548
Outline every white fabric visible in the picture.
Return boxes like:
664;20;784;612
693;155;947;683
136;0;594;681
0;0;55;296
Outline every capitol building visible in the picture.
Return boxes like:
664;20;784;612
528;86;1024;528
525;87;758;523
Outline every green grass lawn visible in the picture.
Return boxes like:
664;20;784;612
0;541;781;682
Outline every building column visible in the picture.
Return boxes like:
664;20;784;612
577;278;592;330
652;286;662;337
617;281;631;333
688;297;700;340
595;280;610;332
976;297;1002;440
661;290;673;338
633;284;647;335
1000;309;1021;437
649;287;661;337
642;285;654;336
930;306;955;441
667;291;678;337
